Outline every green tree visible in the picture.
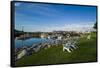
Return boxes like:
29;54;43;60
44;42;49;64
93;22;97;29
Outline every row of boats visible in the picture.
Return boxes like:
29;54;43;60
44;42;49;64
15;36;79;61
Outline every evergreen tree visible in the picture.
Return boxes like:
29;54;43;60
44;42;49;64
93;22;97;29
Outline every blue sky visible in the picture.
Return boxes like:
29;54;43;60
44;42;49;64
15;2;97;32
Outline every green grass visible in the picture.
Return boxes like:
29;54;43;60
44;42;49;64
16;32;97;66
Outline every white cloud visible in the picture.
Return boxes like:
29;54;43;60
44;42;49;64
37;22;94;32
17;22;94;32
62;23;94;31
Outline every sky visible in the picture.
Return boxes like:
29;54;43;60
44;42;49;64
15;2;97;32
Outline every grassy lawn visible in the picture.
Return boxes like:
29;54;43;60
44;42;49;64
16;32;97;66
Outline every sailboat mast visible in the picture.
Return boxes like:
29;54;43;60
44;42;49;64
22;26;24;47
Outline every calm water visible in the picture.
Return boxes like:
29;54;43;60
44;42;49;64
15;38;54;48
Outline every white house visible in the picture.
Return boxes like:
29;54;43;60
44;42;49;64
41;34;45;39
57;36;62;40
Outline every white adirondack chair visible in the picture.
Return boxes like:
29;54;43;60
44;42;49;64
63;43;72;53
70;40;78;49
63;38;78;53
87;34;91;40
